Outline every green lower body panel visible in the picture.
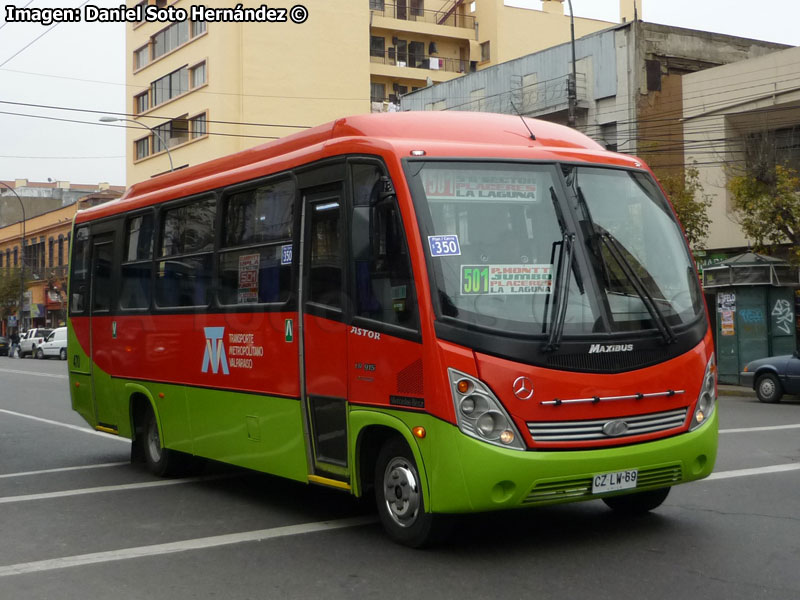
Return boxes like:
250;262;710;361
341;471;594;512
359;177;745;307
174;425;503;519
351;406;718;515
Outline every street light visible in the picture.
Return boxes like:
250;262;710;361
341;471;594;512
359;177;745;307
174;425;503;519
99;116;175;172
0;181;26;334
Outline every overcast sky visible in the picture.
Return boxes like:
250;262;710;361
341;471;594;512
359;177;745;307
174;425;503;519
0;0;798;187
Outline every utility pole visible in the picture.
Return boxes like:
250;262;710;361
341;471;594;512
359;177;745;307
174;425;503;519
566;0;577;129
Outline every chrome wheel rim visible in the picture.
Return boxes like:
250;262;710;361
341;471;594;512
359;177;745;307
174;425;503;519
383;457;420;528
147;418;162;463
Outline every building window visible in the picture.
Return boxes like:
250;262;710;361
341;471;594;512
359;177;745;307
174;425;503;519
191;20;206;37
411;0;424;17
150;66;189;107
48;238;54;268
135;137;150;160
58;235;64;266
190;113;207;138
152;20;189;61
135;91;149;114
370;36;385;59
190;61;206;88
480;41;490;62
371;82;386;103
134;44;150;70
369;0;384;9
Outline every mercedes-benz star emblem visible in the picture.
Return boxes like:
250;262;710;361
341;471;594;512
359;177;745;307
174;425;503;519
513;376;534;400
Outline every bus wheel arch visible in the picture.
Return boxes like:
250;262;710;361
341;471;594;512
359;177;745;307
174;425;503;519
129;390;183;477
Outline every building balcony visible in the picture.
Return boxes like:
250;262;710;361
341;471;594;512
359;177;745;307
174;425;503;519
370;51;467;83
371;3;475;40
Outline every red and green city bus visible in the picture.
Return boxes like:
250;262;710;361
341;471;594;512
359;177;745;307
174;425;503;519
68;112;717;546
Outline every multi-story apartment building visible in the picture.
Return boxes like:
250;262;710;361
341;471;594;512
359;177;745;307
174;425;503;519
0;181;123;334
125;0;637;184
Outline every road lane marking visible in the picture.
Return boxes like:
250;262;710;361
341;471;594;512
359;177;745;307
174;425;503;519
0;368;66;379
0;475;231;505
0;516;376;577
0;409;130;444
707;463;800;481
0;462;128;479
720;424;800;434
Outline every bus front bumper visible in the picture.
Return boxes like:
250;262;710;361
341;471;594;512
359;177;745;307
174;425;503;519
424;408;718;514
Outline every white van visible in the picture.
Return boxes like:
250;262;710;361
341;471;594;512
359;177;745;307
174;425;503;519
37;327;67;360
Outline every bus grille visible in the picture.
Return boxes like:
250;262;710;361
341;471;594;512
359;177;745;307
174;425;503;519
527;408;688;443
523;464;683;505
545;348;672;373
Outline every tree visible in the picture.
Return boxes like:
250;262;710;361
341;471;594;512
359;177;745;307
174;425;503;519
0;269;21;322
728;164;800;261
657;165;712;252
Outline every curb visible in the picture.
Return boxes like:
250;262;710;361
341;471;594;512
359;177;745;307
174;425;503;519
718;386;756;398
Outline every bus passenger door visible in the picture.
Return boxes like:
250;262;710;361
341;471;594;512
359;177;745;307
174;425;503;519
300;184;350;483
88;231;118;432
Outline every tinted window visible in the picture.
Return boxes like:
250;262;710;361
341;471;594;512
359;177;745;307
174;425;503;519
308;199;342;308
69;227;90;313
224;180;294;246
218;179;295;306
121;213;155;309
351;164;418;329
160;197;215;256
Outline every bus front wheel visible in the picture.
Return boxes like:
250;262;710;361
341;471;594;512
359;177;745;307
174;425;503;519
374;437;447;548
602;487;670;514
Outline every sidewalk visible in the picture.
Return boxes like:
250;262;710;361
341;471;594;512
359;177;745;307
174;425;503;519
718;384;755;398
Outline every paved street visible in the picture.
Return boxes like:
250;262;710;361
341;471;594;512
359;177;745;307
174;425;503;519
1;357;799;599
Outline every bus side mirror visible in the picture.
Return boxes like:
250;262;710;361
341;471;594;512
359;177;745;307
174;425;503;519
375;176;395;204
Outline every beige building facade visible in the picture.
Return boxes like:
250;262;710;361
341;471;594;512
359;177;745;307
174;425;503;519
683;46;800;257
125;0;639;184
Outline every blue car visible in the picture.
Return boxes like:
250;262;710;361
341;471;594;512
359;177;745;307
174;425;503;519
740;351;800;403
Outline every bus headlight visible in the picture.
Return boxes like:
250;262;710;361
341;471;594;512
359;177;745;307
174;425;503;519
689;354;717;431
449;369;525;450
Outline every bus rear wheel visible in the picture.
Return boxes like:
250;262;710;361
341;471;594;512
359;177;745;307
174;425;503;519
602;487;670;514
142;406;182;477
374;437;446;548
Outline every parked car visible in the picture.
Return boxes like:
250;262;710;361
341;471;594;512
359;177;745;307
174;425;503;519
37;327;67;360
740;351;800;403
0;336;8;356
19;328;52;358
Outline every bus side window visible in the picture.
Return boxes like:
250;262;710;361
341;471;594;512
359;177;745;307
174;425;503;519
120;213;154;310
351;164;418;329
155;197;215;308
69;227;90;314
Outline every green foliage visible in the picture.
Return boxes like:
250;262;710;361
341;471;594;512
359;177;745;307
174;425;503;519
0;269;22;319
657;165;712;251
728;164;800;262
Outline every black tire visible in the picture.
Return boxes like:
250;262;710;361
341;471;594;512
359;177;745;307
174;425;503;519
602;487;670;514
374;437;448;548
36;348;44;360
755;373;783;403
141;405;183;477
59;348;67;361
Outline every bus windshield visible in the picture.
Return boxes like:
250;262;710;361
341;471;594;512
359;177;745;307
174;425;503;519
409;161;705;338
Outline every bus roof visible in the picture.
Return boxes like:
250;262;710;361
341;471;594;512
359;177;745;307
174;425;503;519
77;112;639;223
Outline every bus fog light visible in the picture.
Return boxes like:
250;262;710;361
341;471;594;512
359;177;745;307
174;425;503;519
499;429;515;445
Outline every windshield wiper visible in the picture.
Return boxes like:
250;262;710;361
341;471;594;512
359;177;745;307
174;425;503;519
597;232;676;344
543;231;575;352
